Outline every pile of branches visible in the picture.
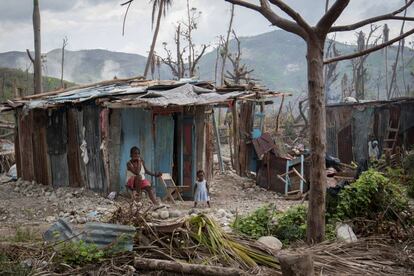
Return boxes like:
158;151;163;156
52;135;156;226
109;202;280;273
305;237;414;275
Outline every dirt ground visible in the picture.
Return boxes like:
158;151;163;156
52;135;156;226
0;168;300;240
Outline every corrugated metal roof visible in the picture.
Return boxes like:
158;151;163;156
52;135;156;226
1;78;289;110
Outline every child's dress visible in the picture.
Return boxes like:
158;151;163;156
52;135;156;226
194;180;209;202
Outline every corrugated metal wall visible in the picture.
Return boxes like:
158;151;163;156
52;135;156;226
14;104;211;198
154;115;174;197
47;109;70;187
119;109;154;192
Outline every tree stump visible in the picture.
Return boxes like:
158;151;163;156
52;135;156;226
279;253;314;276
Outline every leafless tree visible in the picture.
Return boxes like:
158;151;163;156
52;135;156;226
157;5;207;79
61;36;68;88
227;0;414;243
350;25;381;100
220;4;235;85
225;31;255;85
340;73;353;100
388;4;409;99
324;38;340;102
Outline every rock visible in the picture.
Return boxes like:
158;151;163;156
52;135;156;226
159;210;169;219
188;208;198;215
21;258;33;268
257;236;283;251
169;210;181;218
216;209;227;218
45;216;55;223
336;223;357;243
49;193;57;201
222;226;233;233
76;217;87;224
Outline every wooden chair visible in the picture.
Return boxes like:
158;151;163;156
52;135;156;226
159;173;190;204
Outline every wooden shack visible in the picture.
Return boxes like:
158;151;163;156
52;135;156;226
6;78;247;198
326;98;414;163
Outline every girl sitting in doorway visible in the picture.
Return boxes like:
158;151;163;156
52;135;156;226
126;146;161;205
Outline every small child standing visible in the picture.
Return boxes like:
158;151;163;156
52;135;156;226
193;170;210;208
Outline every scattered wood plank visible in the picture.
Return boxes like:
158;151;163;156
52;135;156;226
134;257;247;276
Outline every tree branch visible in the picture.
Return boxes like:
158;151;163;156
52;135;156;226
26;49;34;63
330;0;414;32
317;0;350;34
268;0;313;34
324;28;414;64
225;0;308;39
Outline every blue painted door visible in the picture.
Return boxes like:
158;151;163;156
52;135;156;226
154;115;174;197
119;109;154;192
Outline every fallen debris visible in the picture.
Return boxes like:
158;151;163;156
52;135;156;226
134;257;247;276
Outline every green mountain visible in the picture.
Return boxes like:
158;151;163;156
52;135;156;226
1;30;413;101
0;67;75;100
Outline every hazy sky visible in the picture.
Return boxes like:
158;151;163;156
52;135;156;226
0;0;412;56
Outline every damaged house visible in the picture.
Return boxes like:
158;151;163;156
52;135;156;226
3;78;282;199
326;98;414;164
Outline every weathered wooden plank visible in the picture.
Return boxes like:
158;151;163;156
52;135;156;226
32;110;50;185
14;111;21;179
18;110;35;181
205;112;214;182
232;101;239;174
108;109;121;192
46;109;69;187
182;111;195;198
100;108;111;194
83;105;106;192
67;108;83;187
194;106;206;175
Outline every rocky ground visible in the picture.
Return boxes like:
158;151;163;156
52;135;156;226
0;170;300;239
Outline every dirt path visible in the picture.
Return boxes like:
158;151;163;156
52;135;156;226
0;172;300;238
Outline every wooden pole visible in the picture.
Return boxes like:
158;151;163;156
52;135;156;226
232;100;239;174
33;0;42;94
275;95;285;134
213;109;224;172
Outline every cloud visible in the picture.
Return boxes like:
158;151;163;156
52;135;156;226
0;0;412;56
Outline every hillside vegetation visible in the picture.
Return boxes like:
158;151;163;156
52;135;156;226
0;67;75;100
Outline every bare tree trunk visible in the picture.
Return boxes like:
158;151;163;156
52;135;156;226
214;40;221;85
176;24;182;79
60;37;68;89
306;37;327;244
220;4;235;86
33;0;42;94
144;1;164;79
186;0;193;75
